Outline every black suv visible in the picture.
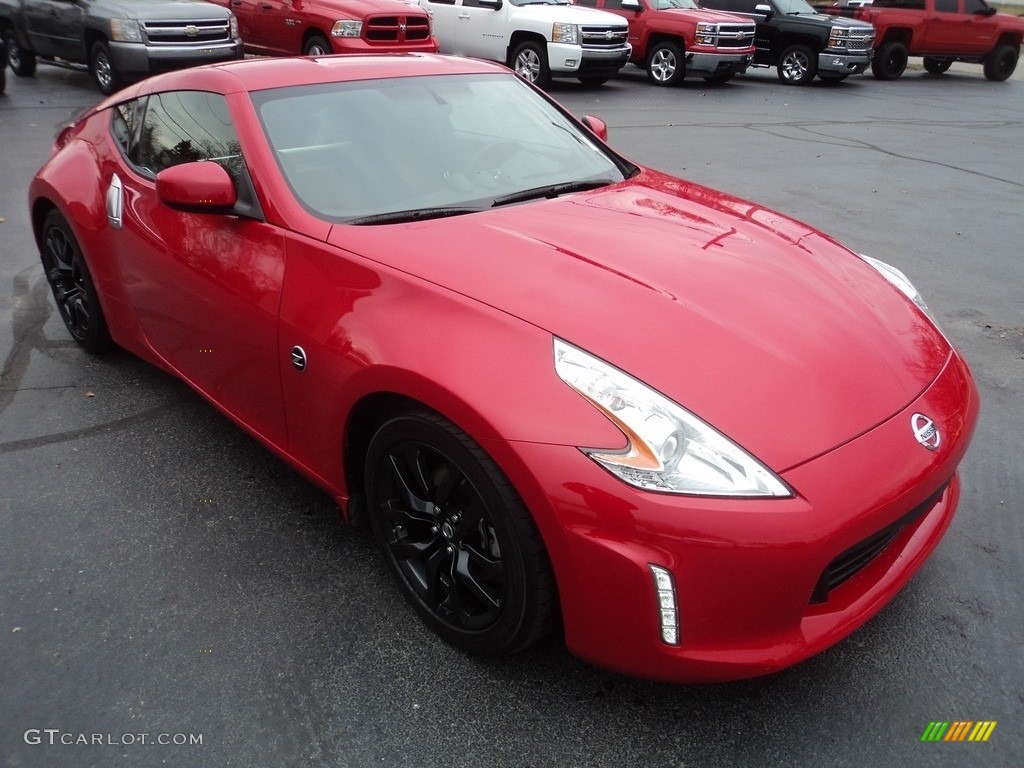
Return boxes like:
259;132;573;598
699;0;875;84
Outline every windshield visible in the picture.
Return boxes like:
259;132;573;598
254;74;629;223
654;0;699;9
772;0;818;13
510;0;571;5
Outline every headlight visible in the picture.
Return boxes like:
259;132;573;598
552;22;579;45
828;26;849;48
229;13;239;40
332;19;362;38
110;19;143;43
695;22;718;46
859;255;934;317
554;339;791;497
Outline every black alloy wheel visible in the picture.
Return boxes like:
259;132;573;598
872;40;908;80
922;56;952;75
983;44;1018;82
40;209;111;353
3;29;36;76
365;409;556;656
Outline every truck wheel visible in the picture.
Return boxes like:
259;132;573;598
90;41;122;95
982;44;1018;82
871;41;908;81
303;34;332;56
4;30;37;76
511;41;551;89
777;44;816;85
646;41;685;86
922;56;952;75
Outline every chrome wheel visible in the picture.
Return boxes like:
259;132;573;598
646;42;684;87
514;49;541;83
304;35;331;56
779;45;816;85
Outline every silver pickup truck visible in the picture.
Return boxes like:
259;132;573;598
1;0;243;94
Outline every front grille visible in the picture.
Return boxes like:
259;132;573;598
142;19;233;45
580;26;629;50
847;29;875;51
716;23;757;48
365;15;432;43
810;482;948;604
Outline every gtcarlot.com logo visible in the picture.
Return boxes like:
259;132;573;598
24;729;203;747
921;721;997;743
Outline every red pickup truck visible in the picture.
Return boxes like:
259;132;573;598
577;0;757;85
848;0;1023;81
209;0;437;56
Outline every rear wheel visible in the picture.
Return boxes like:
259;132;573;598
40;209;111;353
365;409;556;656
872;40;908;80
777;44;817;85
646;41;685;86
303;34;331;56
89;41;122;95
983;43;1018;82
511;41;551;89
4;29;37;77
922;56;952;75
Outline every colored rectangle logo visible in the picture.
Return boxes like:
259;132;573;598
921;721;996;742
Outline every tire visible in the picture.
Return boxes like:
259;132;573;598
303;33;331;56
703;72;734;85
576;76;608;87
922;56;952;75
4;29;37;77
983;43;1018;82
645;40;685;87
365;408;557;656
817;72;849;83
511;40;551;89
89;41;122;95
40;209;111;354
777;44;817;85
871;40;908;81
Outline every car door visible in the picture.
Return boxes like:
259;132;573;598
226;0;273;52
959;0;999;53
422;0;459;52
107;91;289;446
23;0;85;60
453;0;509;61
924;0;966;50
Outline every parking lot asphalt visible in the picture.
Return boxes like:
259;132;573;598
1;60;1022;768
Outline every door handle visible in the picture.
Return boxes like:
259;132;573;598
106;174;123;231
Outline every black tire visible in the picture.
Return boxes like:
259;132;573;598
983;43;1018;82
777;44;817;85
872;40;908;81
89;41;122;95
703;72;734;85
817;72;849;83
303;33;331;56
645;40;685;86
4;29;37;77
365;408;557;656
922;56;952;75
576;76;608;87
511;40;551;89
40;209;111;354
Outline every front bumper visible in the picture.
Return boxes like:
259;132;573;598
686;51;754;77
487;349;978;683
818;50;872;75
108;40;244;78
547;43;631;77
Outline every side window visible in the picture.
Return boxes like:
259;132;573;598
110;97;146;164
424;0;455;4
604;0;625;8
135;91;244;186
963;0;985;12
934;0;957;10
576;0;600;6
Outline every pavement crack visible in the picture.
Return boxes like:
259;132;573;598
0;403;172;454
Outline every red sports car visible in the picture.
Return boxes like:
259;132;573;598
29;53;979;683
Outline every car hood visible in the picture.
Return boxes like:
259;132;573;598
661;9;755;25
321;0;430;17
510;5;628;26
97;0;235;20
329;171;950;471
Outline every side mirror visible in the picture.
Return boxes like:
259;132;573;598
582;115;608;142
475;0;502;9
754;3;773;16
621;0;642;9
981;5;997;15
157;161;237;213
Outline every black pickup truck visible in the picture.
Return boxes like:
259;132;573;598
0;0;243;94
699;0;876;84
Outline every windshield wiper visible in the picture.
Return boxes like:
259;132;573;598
491;179;616;208
347;206;483;225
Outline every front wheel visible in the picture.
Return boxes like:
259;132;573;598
872;40;908;81
40;209;111;353
983;44;1018;82
511;41;551;89
89;41;122;95
922;56;952;75
777;44;817;85
4;30;37;76
303;34;331;56
646;41;685;86
365;409;557;656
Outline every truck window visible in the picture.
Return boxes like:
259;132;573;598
934;0;957;11
872;0;926;7
963;0;987;12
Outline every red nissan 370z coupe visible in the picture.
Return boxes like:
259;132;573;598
29;53;979;683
